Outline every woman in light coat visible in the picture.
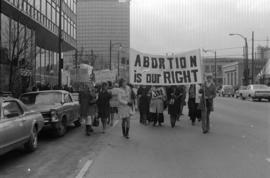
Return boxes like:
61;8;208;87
118;79;132;139
149;86;166;126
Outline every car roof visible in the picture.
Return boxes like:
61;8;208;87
21;90;69;95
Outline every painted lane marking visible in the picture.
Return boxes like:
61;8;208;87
266;158;270;163
75;160;93;178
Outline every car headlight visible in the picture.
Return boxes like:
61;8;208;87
51;110;59;122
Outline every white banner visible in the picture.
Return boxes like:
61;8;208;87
94;69;117;83
129;49;203;85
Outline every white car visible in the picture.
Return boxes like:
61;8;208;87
242;84;270;101
235;86;247;99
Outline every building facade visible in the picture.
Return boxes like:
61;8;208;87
0;0;77;95
222;60;265;87
76;0;130;81
202;57;242;87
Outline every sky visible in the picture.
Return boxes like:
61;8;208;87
130;0;270;57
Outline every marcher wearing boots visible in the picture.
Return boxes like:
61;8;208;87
118;79;132;139
79;85;93;136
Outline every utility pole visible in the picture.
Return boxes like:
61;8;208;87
109;40;112;70
244;37;249;85
252;31;254;84
214;51;217;86
58;0;63;88
117;49;120;79
75;49;78;81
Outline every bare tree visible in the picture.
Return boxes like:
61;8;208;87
3;19;41;96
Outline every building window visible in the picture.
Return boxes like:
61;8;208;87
35;0;41;11
41;0;46;15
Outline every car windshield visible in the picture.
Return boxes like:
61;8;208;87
20;92;62;105
252;85;269;89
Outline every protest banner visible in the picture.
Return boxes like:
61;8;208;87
129;49;203;86
94;69;117;83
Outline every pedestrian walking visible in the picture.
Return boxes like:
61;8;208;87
199;74;216;134
188;84;201;125
97;82;112;133
118;79;132;139
137;85;150;125
149;86;166;127
177;85;186;120
79;85;94;136
167;86;182;128
109;82;120;126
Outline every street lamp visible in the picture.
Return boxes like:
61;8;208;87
203;49;217;86
109;40;122;70
229;33;249;85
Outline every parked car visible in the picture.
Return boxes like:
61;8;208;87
20;90;81;136
235;86;247;99
0;97;44;155
220;85;235;97
241;84;270;101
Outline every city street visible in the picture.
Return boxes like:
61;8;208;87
0;97;270;178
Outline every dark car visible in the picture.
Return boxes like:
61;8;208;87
0;97;44;155
220;85;235;97
20;90;81;136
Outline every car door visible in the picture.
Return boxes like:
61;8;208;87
0;101;25;150
63;93;74;123
69;93;80;121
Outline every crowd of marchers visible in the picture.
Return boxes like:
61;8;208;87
79;74;216;139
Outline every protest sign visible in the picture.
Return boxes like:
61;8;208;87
94;69;117;83
151;87;166;99
129;49;202;86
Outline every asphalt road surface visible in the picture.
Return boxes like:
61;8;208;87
0;97;269;178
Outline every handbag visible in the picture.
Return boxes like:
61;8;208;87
92;117;99;127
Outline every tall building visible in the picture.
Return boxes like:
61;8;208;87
0;0;77;94
77;0;130;80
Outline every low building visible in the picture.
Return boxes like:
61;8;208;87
222;60;265;87
202;57;242;87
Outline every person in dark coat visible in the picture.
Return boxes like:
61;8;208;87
137;85;150;125
79;85;94;136
167;86;182;127
188;84;201;125
97;82;112;133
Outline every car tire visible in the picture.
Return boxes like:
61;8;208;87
24;127;38;152
258;98;262;102
55;118;67;137
74;118;81;127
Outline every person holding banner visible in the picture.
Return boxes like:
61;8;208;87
149;86;166;127
199;74;216;134
118;79;133;139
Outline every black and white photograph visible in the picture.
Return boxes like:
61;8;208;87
0;0;270;177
